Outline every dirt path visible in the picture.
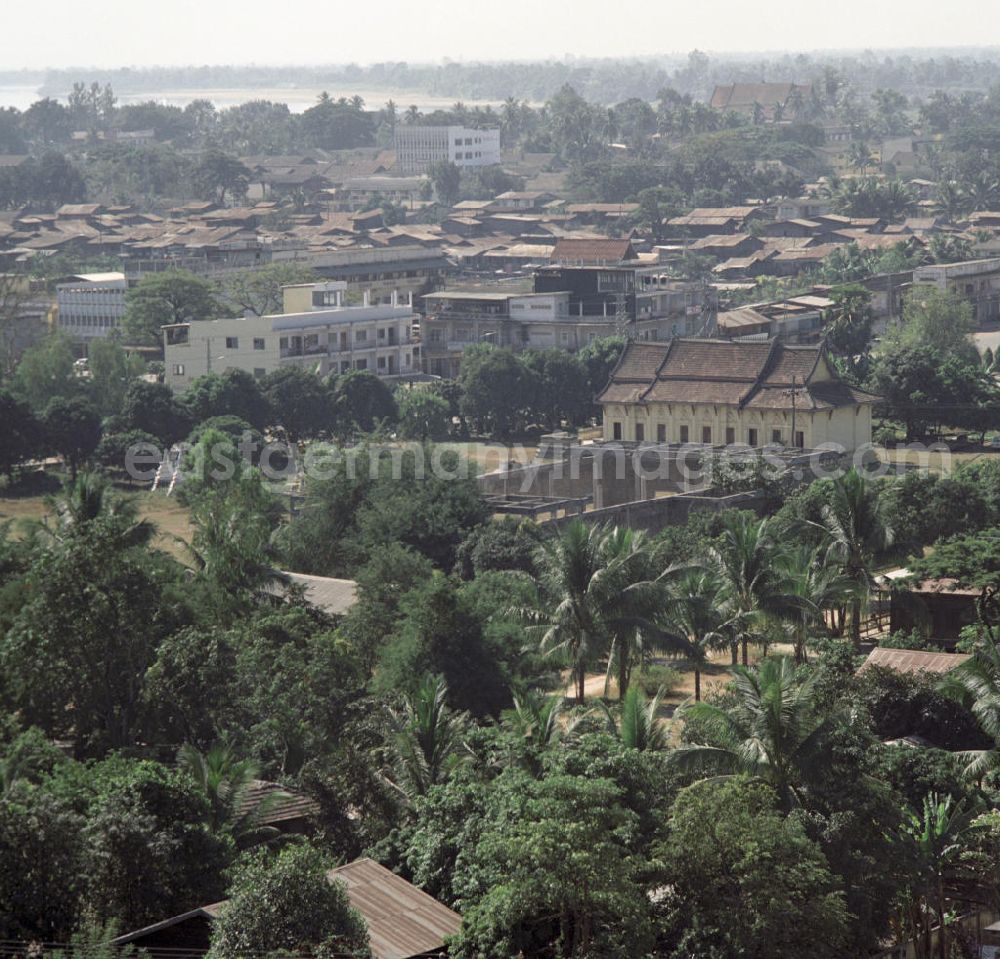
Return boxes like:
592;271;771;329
561;642;801;710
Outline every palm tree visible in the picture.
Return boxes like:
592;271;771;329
405;104;420;125
939;639;1000;781
671;656;833;808
524;521;690;703
521;521;616;704
934;180;970;223
708;512;797;666
604;528;688;699
41;471;155;547
501;689;569;774
503;689;564;751
668;568;727;700
775;544;858;663
599;685;671;751
817;469;894;648
501;96;520;143
183;472;284;600
387;676;469;801
177;743;284;849
848;141;877;174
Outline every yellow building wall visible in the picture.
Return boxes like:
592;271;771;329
602;400;872;452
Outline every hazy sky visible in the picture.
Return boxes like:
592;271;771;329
2;0;1000;69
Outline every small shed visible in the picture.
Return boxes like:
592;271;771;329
887;577;980;644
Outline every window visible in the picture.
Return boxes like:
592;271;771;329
657;424;666;443
772;429;783;444
253;368;266;379
702;426;712;444
378;328;386;340
355;359;367;370
225;336;238;349
355;329;368;343
635;423;645;442
795;430;805;449
679;425;690;443
726;427;735;445
612;422;622;440
253;337;265;351
340;360;350;373
377;356;386;369
748;428;758;446
172;363;185;376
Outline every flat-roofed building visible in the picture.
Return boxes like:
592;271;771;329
421;289;572;378
303;245;448;307
394;125;500;174
913;257;1000;322
164;281;419;391
56;271;127;344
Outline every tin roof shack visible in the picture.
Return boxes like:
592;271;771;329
889;577;980;645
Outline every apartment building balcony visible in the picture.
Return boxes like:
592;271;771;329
280;343;329;358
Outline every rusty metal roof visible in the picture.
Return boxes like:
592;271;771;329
112;858;460;959
859;647;971;676
234;779;320;826
329;859;461;959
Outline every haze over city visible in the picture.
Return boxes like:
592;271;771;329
2;0;1000;67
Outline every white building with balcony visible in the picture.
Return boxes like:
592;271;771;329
163;282;419;392
56;272;127;346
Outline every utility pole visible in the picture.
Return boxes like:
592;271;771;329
781;374;803;447
791;374;797;446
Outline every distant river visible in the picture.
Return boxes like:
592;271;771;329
0;84;513;113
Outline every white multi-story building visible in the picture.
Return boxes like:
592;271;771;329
394;126;501;175
163;282;419;392
56;272;127;345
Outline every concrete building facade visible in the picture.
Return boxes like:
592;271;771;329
306;245;448;307
394;126;501;175
913;257;1000;322
163;282;419;392
55;272;127;345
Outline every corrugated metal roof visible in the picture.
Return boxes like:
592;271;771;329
234;779;320;825
330;858;462;959
113;859;460;959
279;572;358;616
859;647;971;676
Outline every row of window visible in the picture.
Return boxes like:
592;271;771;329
62;316;121;327
276;326;407;351
172;355;413;380
609;422;805;448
